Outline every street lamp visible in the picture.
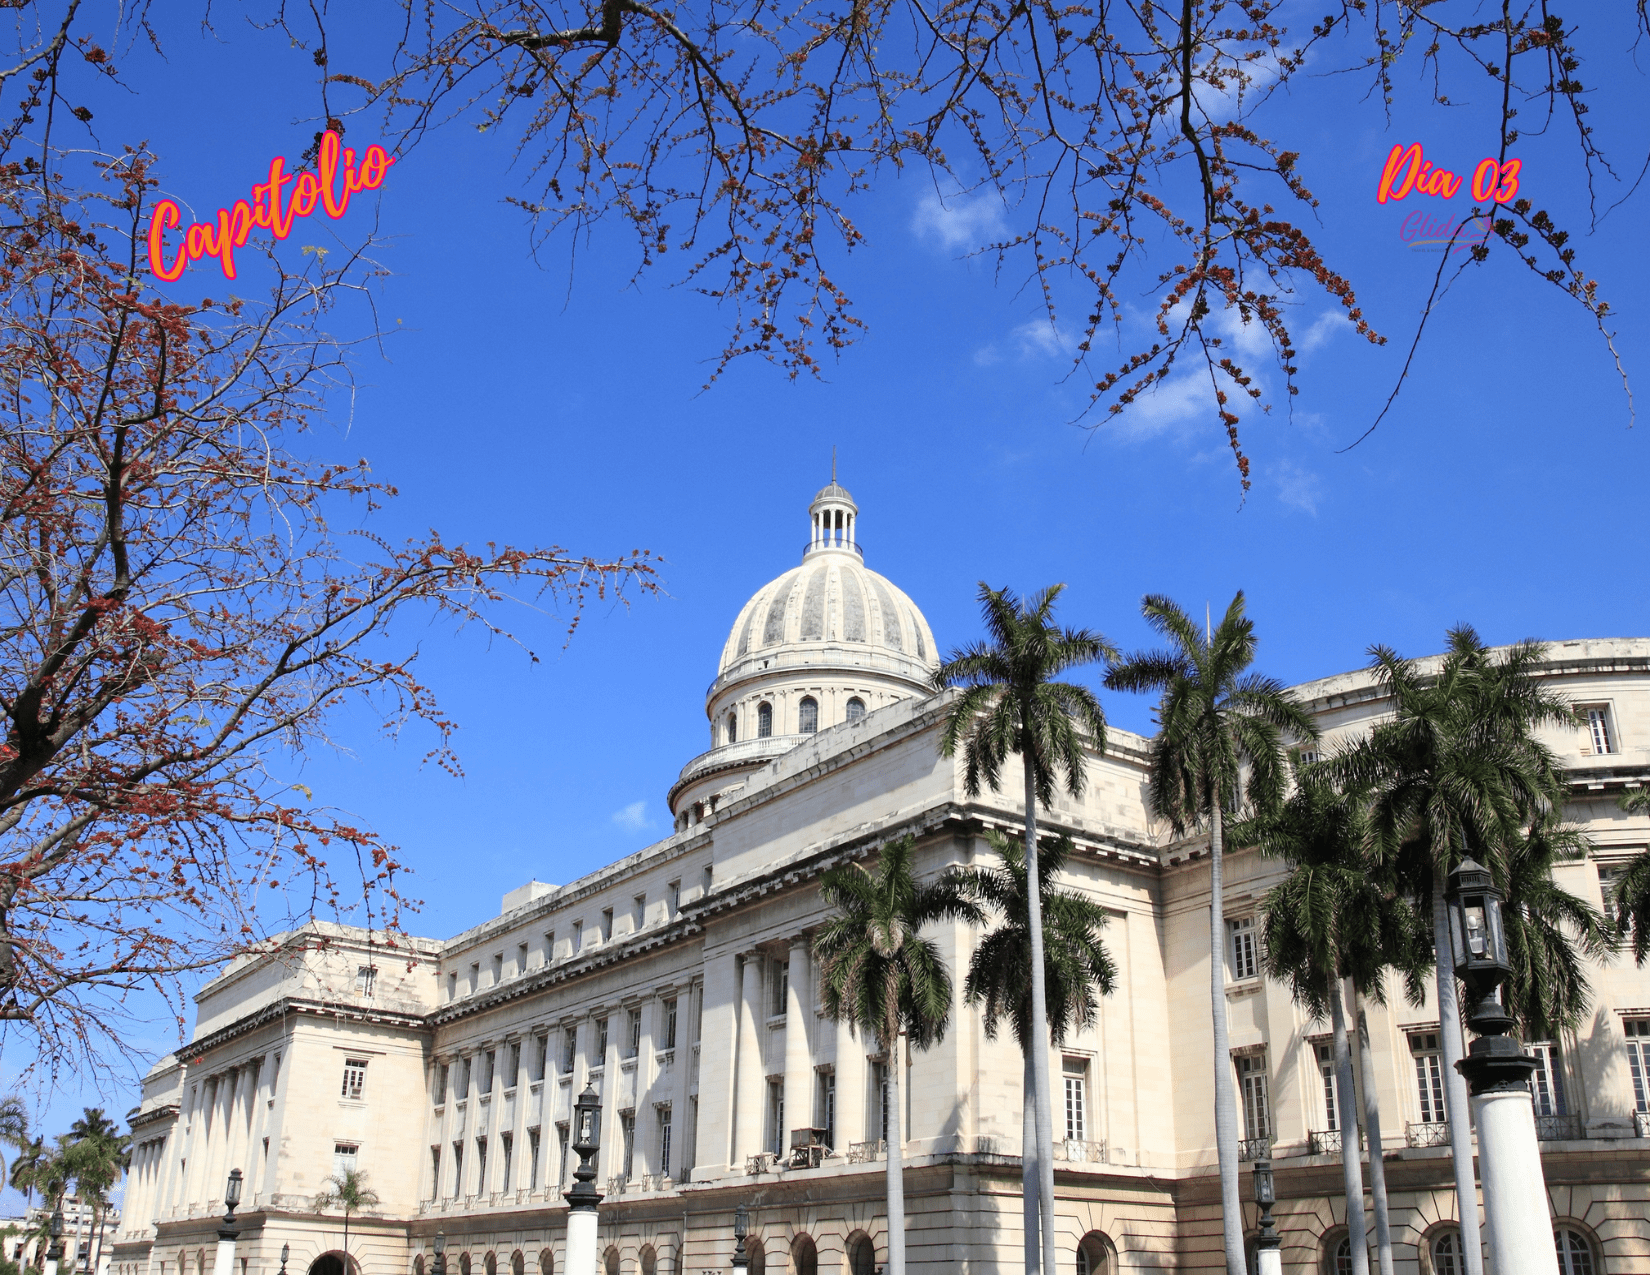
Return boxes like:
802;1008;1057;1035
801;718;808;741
731;1205;750;1275
1447;858;1558;1275
432;1234;446;1275
43;1205;63;1275
1251;1158;1281;1275
213;1170;244;1275
279;1245;290;1275
564;1083;605;1275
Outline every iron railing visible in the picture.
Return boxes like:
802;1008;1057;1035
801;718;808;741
1238;1137;1273;1163
1307;1129;1342;1156
1406;1121;1451;1148
846;1140;886;1164
1053;1139;1107;1164
1636;1110;1650;1138
803;539;864;558
744;1153;778;1175
1534;1113;1583;1142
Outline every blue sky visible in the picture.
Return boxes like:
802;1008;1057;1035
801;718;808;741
7;3;1648;1187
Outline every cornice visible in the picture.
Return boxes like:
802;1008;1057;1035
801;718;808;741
186;996;429;1063
128;1104;179;1131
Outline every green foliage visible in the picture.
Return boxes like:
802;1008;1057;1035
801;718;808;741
1612;788;1650;965
313;1167;382;1216
1501;817;1612;1040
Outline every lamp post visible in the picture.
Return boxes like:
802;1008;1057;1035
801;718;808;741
1252;1157;1282;1275
43;1205;64;1275
564;1082;605;1275
279;1246;290;1275
1447;858;1558;1275
730;1205;749;1275
432;1234;446;1275
213;1170;243;1275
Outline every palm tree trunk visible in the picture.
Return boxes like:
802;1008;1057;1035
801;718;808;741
1431;865;1483;1275
886;1032;906;1275
1022;755;1058;1275
1022;1049;1040;1275
1329;977;1369;1275
1354;990;1395;1275
1208;801;1244;1275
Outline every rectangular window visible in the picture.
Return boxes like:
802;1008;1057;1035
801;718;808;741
662;998;679;1050
475;1136;489;1193
1528;1042;1567;1117
451;1142;464;1196
601;908;614;942
517;942;529;976
572;920;584;953
621;1112;636;1179
768;1079;785;1157
561;1028;578;1075
772;962;790;1016
658;1107;673;1177
872;1061;889;1140
633;894;646;930
447;972;458;1002
470;961;481;992
597;1017;610;1058
341;1057;368;1101
546;931;556;964
1062;1058;1089;1142
1228;917;1259;981
460;1056;473;1097
1315;1042;1340;1131
1236;1053;1270;1142
1582;705;1617;755
429;1147;441;1200
437;1062;450;1103
481;1050;496;1094
1625;1019;1650;1114
500;1132;514;1190
1411;1032;1446;1124
817;1071;836;1148
627;1009;642;1058
529;1128;541;1190
531;1034;548;1083
333;1142;359;1178
1297;749;1320;766
491;952;503;985
1600;863;1629;927
557;1123;570;1186
355;965;377;997
507;1041;522;1089
667;881;681;918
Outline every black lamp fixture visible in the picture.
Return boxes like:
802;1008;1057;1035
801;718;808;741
731;1204;750;1274
565;1082;605;1211
433;1233;447;1275
46;1206;63;1266
1252;1157;1280;1257
1447;857;1538;1098
279;1244;290;1275
220;1168;244;1236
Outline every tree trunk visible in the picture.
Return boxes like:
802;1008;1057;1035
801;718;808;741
1022;755;1058;1275
1208;801;1245;1275
1432;865;1483;1275
886;1033;906;1275
1022;1049;1039;1275
1354;989;1395;1275
1330;977;1369;1275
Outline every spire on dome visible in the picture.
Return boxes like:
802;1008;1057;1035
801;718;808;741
806;468;860;559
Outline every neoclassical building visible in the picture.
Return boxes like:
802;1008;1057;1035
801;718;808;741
112;481;1650;1275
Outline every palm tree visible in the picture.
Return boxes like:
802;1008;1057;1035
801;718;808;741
1105;591;1315;1275
9;1138;47;1208
934;582;1112;1275
63;1110;128;1275
813;835;981;1275
0;1099;29;1187
954;830;1117;1275
1242;776;1429;1275
1333;629;1574;1275
313;1168;382;1275
1608;788;1650;964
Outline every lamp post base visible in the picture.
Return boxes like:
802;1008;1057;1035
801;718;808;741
566;1206;600;1275
1255;1244;1282;1275
1459;1041;1557;1275
213;1237;238;1275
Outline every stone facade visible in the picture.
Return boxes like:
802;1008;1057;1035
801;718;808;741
112;486;1650;1275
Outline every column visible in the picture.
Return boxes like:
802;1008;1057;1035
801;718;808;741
670;985;693;1179
636;1002;656;1179
733;955;766;1167
782;935;812;1157
835;1020;866;1151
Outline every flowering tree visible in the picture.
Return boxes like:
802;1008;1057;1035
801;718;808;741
0;127;657;1074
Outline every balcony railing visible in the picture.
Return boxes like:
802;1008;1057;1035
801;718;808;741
1636;1110;1650;1138
846;1140;886;1164
1406;1121;1451;1148
1052;1139;1107;1164
744;1153;778;1176
1534;1113;1583;1142
1238;1137;1273;1163
1307;1129;1342;1156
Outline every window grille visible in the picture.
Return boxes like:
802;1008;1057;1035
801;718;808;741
562;1029;578;1075
621;1113;636;1179
846;697;865;723
341;1057;368;1101
1236;1053;1270;1141
1554;1229;1596;1275
799;697;819;733
1582;706;1616;755
1625;1018;1650;1113
663;998;678;1050
333;1142;359;1178
1410;1033;1446;1124
658;1108;673;1177
727;712;738;744
1528;1043;1567;1116
817;1071;836;1148
501;1132;514;1190
627;1010;642;1058
597;1017;609;1057
1432;1231;1462;1275
1228;917;1259;980
768;1080;785;1157
1062;1058;1088;1142
528;1128;541;1190
757;703;773;737
355;965;377;997
1315;1041;1339;1131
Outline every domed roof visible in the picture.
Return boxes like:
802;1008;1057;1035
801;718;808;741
717;553;937;681
811;480;857;508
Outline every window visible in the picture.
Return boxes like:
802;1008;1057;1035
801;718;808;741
627;1009;642;1058
481;1050;496;1094
437;1062;451;1103
528;1128;541;1190
1229;917;1259;980
562;1029;578;1075
1554;1229;1596;1275
475;1137;488;1192
572;920;583;953
334;1142;359;1178
1410;1032;1446;1123
1599;862;1630;926
757;702;773;738
1332;1237;1353;1275
846;697;865;723
871;1061;890;1140
1580;705;1616;756
727;712;737;744
1075;1235;1112;1275
530;1035;547;1083
768;1079;785;1157
772;962;790;1016
355;965;377;997
451;1142;464;1195
341;1057;369;1100
662;998;679;1050
1297;749;1319;766
470;961;481;992
633;894;646;930
429;1147;441;1199
1063;1058;1089;1142
556;1124;570;1187
620;1113;636;1180
501;1132;514;1190
491;952;504;984
1316;1042;1340;1131
597;1017;610;1058
1236;1053;1270;1141
667;881;680;918
601;908;614;941
545;931;557;964
1430;1230;1462;1275
817;1071;836;1148
460;1055;473;1096
447;972;458;1002
658;1107;673;1177
517;942;529;975
1625;1018;1650;1112
799;697;818;733
1529;1042;1567;1116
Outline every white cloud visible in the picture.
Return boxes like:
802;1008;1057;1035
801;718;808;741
1275;460;1323;516
1014;320;1067;359
1299;310;1351;354
911;186;1007;252
611;800;652;831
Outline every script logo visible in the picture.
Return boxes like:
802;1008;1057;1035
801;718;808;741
1376;143;1521;206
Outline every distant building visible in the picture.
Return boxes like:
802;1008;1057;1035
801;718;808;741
5;1198;119;1275
111;481;1650;1275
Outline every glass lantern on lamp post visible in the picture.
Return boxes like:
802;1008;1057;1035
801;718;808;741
432;1234;446;1275
731;1205;750;1275
1251;1158;1281;1275
43;1205;63;1275
563;1082;605;1275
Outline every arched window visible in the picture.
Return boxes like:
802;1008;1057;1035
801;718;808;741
459;1256;472;1275
1075;1233;1115;1275
485;1254;497;1275
511;1254;525;1275
415;1260;426;1275
603;1249;619;1275
727;712;738;744
746;1239;765;1275
1554;1228;1596;1275
1333;1238;1352;1275
640;1247;656;1275
845;697;865;723
757;703;773;738
790;1236;817;1275
846;1236;875;1275
538;1250;554;1275
1430;1230;1462;1275
692;801;704;824
799;697;818;733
